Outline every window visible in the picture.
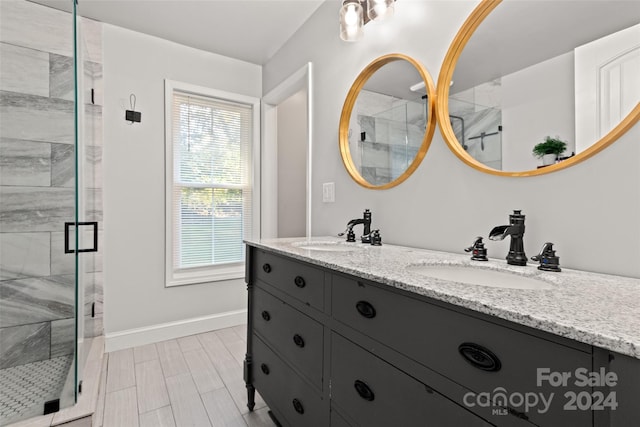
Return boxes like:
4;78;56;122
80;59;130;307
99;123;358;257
165;80;259;287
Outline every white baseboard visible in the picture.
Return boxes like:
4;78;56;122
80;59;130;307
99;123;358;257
105;309;247;352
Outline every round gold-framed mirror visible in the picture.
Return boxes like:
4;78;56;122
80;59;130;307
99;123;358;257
436;0;640;177
339;53;436;189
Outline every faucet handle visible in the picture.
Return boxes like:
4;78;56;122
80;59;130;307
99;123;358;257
369;229;382;246
338;227;356;242
531;242;561;272
465;237;488;261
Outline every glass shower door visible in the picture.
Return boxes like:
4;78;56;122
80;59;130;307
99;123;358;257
0;0;79;424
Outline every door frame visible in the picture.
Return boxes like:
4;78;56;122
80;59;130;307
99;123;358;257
261;63;313;238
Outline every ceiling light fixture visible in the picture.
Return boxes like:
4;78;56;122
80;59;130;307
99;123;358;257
339;0;396;42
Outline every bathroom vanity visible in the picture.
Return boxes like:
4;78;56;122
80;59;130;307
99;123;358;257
243;238;640;427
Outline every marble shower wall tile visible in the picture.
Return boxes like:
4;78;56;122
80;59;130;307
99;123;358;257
51;317;75;357
49;53;74;101
0;138;51;186
83;188;103;223
83;145;103;189
85;104;103;146
0;0;73;57
51;142;75;187
0;42;49;97
0;275;74;328
80;17;103;64
0;91;74;143
84;61;103;107
0;186;74;232
50;231;103;275
0;322;50;368
0;232;50;281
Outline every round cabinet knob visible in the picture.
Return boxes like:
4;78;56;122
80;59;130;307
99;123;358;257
293;334;305;348
261;311;271;321
354;380;375;401
260;363;270;375
458;342;501;372
355;301;376;319
292;398;304;414
262;263;271;273
294;276;306;288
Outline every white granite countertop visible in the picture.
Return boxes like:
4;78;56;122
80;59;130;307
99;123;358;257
245;236;640;359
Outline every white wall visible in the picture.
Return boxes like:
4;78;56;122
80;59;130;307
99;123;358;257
502;52;575;171
264;0;640;278
277;89;307;237
103;24;262;350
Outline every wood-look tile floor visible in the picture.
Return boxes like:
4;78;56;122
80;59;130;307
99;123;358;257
97;325;276;427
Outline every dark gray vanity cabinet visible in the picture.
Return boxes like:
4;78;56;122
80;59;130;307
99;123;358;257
244;246;637;427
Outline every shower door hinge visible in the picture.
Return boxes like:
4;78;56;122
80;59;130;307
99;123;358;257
78;380;83;394
91;88;95;104
91;302;96;318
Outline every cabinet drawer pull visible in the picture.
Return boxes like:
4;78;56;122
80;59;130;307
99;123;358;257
356;300;376;319
354;380;375;401
261;311;271;321
260;363;270;375
292;398;304;414
293;334;305;348
262;263;272;273
294;275;306;288
458;342;502;372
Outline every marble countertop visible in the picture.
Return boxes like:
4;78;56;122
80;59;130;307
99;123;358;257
245;237;640;359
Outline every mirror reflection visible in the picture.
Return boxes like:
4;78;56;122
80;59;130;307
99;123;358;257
448;0;640;172
340;55;435;189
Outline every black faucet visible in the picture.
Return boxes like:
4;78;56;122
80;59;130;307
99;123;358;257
488;210;527;266
340;209;372;243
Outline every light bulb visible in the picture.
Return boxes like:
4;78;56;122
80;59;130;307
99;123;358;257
340;1;364;42
367;0;394;21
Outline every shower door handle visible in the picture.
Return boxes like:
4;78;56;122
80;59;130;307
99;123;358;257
64;222;99;253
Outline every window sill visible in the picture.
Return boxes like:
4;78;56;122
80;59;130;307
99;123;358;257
166;262;244;287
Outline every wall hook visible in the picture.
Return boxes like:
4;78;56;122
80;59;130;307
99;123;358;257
125;93;141;124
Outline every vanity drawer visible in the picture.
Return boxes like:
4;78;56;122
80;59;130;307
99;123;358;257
252;249;325;311
331;274;592;426
252;334;327;427
253;286;323;388
331;333;493;427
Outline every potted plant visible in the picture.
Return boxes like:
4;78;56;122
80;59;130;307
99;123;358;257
532;136;567;165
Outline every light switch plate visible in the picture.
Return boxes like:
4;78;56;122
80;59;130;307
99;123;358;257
322;182;335;203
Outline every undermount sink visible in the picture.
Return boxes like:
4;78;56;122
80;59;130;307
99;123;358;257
293;241;362;252
406;264;554;290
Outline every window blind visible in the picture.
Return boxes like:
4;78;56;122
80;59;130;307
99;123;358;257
170;90;252;276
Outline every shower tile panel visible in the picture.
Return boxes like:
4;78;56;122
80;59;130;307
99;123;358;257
85;104;103;146
83;145;103;189
84;316;103;339
0;275;74;328
51;317;75;358
80;17;103;64
50;232;75;276
84;61;103;106
0;0;73;57
49;53;74;101
83;273;103;316
83;188;103;223
0;91;74;144
0;186;74;232
0;43;49;97
51;143;75;188
0;322;50;369
0;232;50;281
0;138;51;187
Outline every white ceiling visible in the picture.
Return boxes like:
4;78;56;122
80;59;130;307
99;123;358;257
29;0;325;65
